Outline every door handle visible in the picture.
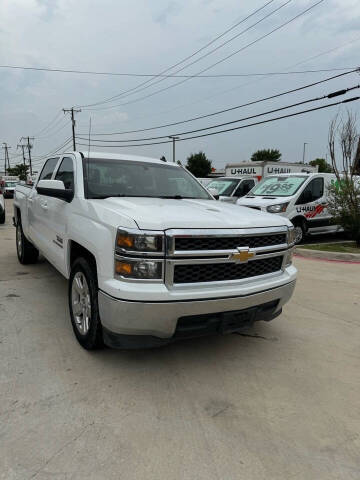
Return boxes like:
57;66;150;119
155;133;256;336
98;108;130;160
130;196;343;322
28;198;33;203
40;201;48;210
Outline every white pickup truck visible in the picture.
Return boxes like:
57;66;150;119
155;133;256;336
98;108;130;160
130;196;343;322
14;152;297;350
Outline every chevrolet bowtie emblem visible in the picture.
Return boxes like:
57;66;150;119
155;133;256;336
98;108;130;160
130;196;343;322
229;248;256;263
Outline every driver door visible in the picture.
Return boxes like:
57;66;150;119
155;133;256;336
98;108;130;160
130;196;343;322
295;177;330;231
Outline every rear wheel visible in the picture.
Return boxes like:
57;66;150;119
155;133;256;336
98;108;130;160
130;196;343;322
0;209;5;224
16;219;39;264
69;257;103;350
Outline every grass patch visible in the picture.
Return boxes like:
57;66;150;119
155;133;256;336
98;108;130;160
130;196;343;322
300;242;360;254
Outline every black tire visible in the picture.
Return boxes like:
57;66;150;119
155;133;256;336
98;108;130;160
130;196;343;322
0;208;5;224
16;219;39;264
68;257;103;350
292;220;306;244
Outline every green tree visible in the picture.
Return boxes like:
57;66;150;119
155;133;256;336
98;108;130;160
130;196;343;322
328;112;360;246
309;158;333;173
251;149;281;162
186;151;212;177
6;164;29;181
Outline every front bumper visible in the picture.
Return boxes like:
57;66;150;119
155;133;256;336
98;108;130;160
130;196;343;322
98;280;296;348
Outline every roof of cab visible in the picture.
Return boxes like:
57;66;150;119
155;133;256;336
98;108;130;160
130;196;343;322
65;151;173;166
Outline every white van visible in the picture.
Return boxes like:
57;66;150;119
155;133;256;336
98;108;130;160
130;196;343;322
206;177;259;203
237;173;360;243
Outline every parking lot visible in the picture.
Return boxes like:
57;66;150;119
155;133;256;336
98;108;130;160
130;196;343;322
1;198;359;480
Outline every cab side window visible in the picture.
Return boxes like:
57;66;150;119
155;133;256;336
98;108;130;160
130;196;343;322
234;179;255;197
296;178;324;204
55;157;74;190
38;157;59;182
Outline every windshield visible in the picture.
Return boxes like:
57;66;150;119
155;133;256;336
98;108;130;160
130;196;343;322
207;179;239;196
83;159;211;200
5;182;17;187
250;176;307;197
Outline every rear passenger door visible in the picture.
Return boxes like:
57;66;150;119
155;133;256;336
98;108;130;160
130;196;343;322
29;157;60;251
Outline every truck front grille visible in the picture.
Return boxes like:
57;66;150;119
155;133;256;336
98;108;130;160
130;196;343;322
175;233;286;251
173;256;283;284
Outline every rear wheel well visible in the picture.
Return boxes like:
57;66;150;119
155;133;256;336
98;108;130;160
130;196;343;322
69;241;97;279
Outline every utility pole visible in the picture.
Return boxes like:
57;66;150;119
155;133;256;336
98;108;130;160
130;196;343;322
302;142;308;164
168;136;179;163
17;143;27;165
63;107;81;151
2;143;11;175
20;137;34;175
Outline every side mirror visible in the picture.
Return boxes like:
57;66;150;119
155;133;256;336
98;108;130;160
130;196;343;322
36;179;74;203
208;187;219;200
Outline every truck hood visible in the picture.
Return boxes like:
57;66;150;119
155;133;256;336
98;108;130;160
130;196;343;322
91;197;292;230
237;195;293;208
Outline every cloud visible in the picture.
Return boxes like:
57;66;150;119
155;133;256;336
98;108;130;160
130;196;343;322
154;2;181;24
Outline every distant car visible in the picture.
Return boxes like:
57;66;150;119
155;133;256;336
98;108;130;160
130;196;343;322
3;180;18;198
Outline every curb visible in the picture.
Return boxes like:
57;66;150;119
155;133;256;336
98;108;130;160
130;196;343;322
295;247;360;263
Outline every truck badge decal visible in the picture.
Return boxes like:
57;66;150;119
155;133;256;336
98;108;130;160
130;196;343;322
296;205;326;218
231;168;257;175
229;248;256;263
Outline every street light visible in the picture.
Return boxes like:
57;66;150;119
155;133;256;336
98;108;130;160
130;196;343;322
168;136;179;163
302;142;308;164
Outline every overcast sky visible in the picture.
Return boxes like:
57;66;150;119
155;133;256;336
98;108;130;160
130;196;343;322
0;0;359;172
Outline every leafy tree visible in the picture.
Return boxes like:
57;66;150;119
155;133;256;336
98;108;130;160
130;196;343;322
328;112;360;246
186;151;212;177
309;158;333;173
251;149;281;162
6;164;29;181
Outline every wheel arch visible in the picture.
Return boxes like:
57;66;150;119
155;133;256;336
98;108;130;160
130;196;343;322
68;240;98;280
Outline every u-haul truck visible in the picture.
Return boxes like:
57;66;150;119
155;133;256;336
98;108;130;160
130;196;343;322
206;162;317;203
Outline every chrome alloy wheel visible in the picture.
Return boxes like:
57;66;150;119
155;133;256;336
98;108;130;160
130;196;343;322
71;272;91;335
294;225;303;244
16;223;23;258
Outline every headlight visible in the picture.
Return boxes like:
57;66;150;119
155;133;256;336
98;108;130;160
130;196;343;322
116;229;164;253
287;226;296;246
266;202;289;213
115;258;163;280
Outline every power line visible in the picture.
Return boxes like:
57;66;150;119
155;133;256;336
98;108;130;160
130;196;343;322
76;96;360;148
77;0;278;109
81;69;358;137
83;0;326;111
105;35;360;132
0;63;353;78
31;137;73;167
32;110;63;137
80;0;293;109
76;84;360;144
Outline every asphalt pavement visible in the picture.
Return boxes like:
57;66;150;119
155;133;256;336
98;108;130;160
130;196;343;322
1;199;359;480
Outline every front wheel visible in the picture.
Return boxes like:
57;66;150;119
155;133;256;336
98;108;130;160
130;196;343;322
293;222;306;244
69;257;103;350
